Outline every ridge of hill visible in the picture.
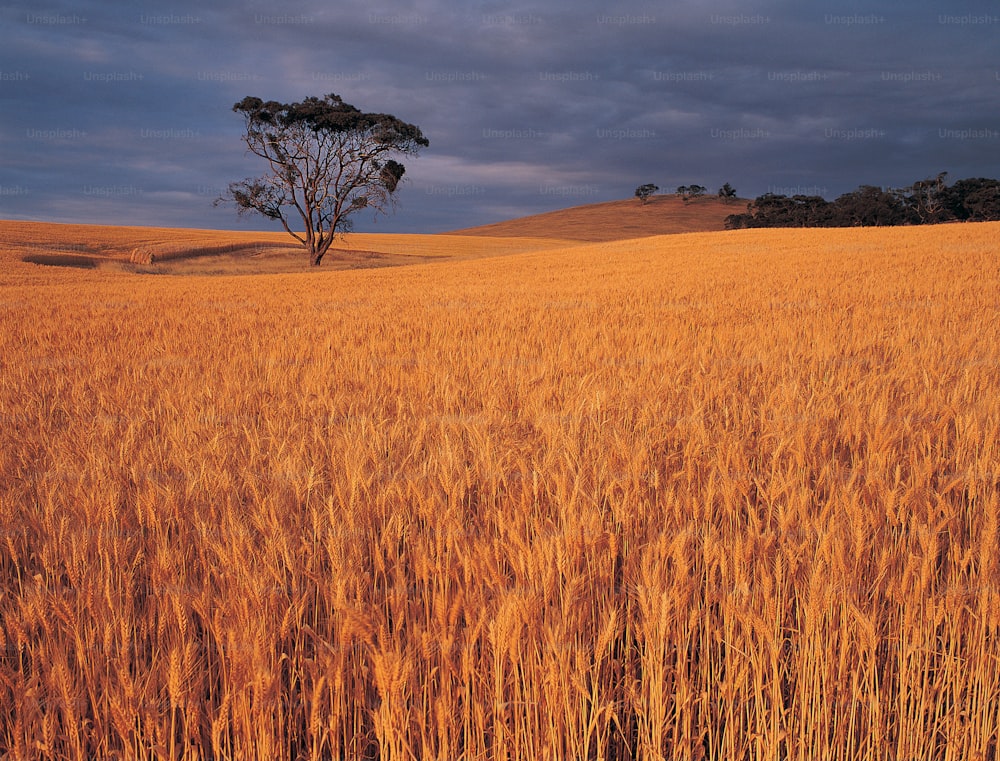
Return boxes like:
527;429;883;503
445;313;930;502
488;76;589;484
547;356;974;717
447;194;744;241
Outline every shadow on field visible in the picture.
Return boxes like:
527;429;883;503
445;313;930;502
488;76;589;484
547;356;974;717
118;247;415;275
22;254;99;269
20;243;420;276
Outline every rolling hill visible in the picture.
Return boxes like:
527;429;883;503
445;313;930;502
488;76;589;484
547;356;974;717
448;193;744;241
0;193;738;275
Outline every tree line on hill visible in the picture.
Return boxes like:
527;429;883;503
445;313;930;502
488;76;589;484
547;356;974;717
723;173;1000;229
635;183;738;204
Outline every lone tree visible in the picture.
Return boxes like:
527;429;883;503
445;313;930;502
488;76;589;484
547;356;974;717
218;93;428;266
635;183;659;204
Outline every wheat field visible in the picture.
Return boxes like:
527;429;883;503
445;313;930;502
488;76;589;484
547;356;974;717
1;222;999;760
0;220;576;276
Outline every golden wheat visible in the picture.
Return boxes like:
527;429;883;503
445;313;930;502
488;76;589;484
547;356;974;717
1;221;999;759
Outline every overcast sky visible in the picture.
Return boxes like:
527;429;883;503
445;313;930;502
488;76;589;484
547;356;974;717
1;0;998;233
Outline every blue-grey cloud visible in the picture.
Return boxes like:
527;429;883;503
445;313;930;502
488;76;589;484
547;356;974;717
1;0;998;232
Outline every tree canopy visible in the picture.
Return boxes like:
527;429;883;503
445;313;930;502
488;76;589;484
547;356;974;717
218;93;428;265
725;174;1000;229
677;184;707;202
635;183;659;203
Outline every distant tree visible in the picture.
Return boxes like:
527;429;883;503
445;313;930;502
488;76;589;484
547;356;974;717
635;183;659;204
217;93;428;266
944;177;1000;222
962;184;1000;221
737;193;825;227
724;211;754;230
677;184;706;202
830;186;906;227
724;172;1000;231
791;195;833;226
718;183;737;204
903;172;949;224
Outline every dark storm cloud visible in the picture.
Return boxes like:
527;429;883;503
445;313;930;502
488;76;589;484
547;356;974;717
1;0;997;232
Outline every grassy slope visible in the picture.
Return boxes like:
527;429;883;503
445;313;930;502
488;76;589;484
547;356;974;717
448;194;744;241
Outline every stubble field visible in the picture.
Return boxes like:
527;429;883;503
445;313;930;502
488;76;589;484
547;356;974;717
1;221;999;760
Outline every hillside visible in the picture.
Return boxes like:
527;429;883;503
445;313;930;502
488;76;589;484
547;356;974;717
448;193;744;241
0;195;737;274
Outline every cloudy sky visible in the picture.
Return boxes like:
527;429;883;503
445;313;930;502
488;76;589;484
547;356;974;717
1;0;998;233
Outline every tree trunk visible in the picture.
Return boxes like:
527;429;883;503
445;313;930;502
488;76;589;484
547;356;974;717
310;233;338;266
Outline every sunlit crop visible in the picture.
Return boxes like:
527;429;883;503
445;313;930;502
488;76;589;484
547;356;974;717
1;221;998;760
